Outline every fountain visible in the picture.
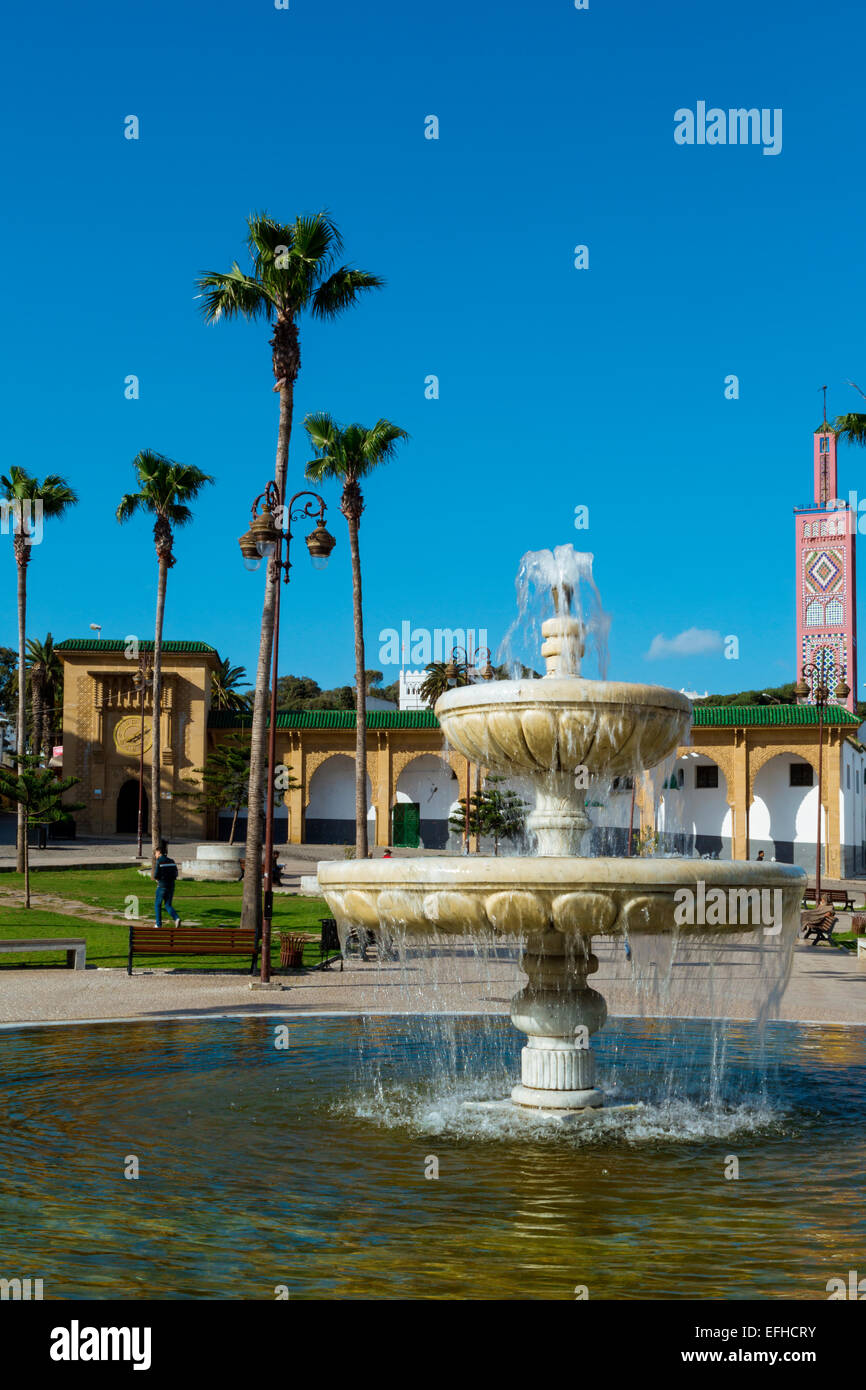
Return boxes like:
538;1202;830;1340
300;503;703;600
318;547;805;1119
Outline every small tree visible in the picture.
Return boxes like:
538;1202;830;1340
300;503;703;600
0;755;84;906
448;775;528;855
181;734;252;844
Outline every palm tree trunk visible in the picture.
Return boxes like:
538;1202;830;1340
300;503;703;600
151;556;168;855
229;806;239;845
15;544;27;874
240;378;294;934
32;671;45;768
346;508;368;858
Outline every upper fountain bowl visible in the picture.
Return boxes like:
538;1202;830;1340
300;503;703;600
435;677;692;780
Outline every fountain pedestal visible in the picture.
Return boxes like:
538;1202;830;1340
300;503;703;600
509;931;606;1110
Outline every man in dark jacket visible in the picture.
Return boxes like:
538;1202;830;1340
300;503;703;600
152;839;181;929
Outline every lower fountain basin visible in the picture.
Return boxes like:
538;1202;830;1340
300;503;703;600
318;857;805;939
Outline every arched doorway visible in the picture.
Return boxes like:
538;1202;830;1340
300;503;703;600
394;754;460;848
305;757;373;845
117;779;147;835
750;754;820;870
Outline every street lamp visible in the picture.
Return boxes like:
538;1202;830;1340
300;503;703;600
445;645;495;852
240;483;335;983
131;654;153;859
796;662;850;901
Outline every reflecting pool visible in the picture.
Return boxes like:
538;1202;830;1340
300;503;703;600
0;1015;863;1299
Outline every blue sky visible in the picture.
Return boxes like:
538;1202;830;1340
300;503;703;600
2;0;865;695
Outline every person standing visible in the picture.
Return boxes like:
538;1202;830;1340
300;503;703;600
152;839;181;929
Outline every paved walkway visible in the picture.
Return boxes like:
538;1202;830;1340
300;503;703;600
1;936;863;1028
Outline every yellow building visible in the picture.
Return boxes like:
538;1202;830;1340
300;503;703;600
57;641;866;876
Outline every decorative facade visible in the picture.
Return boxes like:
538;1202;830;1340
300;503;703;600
794;422;857;710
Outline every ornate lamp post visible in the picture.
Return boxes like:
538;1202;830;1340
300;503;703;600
445;646;495;852
131;654;153;859
239;486;335;983
795;663;850;901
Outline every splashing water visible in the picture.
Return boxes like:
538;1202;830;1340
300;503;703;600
500;544;612;680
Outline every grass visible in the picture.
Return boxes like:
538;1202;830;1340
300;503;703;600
830;931;863;953
0;867;330;971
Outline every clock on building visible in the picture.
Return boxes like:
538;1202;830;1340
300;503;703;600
113;715;153;755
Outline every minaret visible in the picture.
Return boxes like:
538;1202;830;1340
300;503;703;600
794;403;857;711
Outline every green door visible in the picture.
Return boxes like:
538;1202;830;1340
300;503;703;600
392;802;420;848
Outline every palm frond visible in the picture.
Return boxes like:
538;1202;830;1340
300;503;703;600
195;265;273;323
834;413;866;446
312;267;385;319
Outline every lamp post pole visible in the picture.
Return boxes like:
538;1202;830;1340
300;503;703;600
445;646;494;853
240;486;335;984
796;663;850;902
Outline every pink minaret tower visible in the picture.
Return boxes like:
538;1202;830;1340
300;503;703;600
794;399;857;711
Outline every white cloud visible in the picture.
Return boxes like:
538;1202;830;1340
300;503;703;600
644;628;723;661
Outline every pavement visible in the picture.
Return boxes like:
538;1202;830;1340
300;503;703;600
0;933;863;1029
1;840;863;1029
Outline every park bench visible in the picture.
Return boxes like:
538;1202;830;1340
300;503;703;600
800;908;837;947
127;925;258;976
0;938;86;969
802;888;862;912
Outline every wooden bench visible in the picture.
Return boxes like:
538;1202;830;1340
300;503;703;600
802;888;862;912
127;925;258;976
0;938;86;969
800;908;837;947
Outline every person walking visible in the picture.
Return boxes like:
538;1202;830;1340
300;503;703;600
152;839;181;929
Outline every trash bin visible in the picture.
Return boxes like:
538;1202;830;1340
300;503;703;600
279;933;306;969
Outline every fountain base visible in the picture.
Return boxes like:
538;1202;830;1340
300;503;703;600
511;1083;604;1110
463;1098;644;1127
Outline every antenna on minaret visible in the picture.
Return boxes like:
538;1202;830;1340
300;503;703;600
820;383;828;426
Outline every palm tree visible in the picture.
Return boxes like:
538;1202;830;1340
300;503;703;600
304;415;409;857
211;657;251;712
116;451;214;854
835;384;866;448
26;633;63;762
1;469;77;870
197;211;382;927
419;659;470;708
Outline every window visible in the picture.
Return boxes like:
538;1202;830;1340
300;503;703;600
847;766;851;789
790;763;813;787
805;600;823;627
611;776;634;792
820;435;830;453
696;765;719;789
858;771;861;794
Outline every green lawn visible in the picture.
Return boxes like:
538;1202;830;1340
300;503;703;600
0;868;330;971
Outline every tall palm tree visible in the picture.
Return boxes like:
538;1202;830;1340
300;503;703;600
197;211;382;927
211;657;251;712
117;451;214;854
26;633;63;762
1;469;77;870
304;415;409;857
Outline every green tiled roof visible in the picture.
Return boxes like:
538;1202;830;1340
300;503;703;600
57;639;218;653
208;708;440;730
209;703;862;732
693;704;860;727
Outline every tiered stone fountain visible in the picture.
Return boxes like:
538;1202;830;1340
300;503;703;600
319;549;804;1116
